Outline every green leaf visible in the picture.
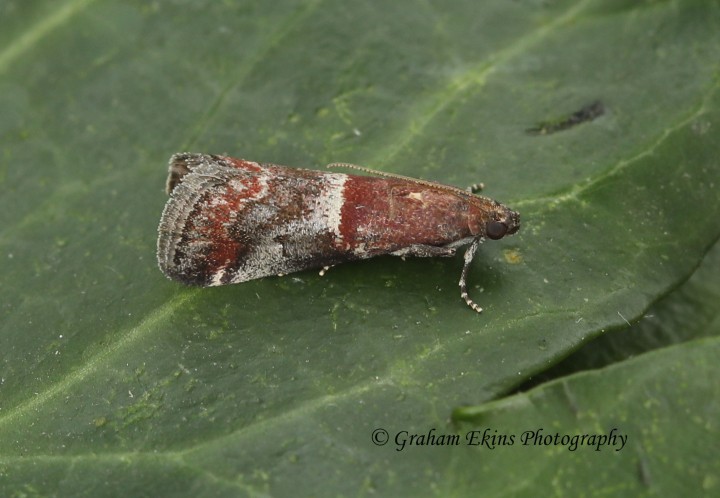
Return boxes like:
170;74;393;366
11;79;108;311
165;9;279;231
1;0;719;496
521;236;720;389
452;336;720;497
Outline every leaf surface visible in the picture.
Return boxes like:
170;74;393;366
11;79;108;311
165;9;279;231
1;0;719;495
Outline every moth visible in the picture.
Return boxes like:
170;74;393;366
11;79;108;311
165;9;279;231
157;153;520;312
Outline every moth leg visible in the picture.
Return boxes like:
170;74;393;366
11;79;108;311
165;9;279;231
459;237;484;313
391;245;456;258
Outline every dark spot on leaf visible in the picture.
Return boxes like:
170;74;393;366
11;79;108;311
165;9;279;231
527;101;605;135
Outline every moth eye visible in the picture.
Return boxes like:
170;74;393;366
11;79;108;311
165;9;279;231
486;220;508;240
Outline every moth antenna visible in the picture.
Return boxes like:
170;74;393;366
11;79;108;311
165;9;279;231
459;237;484;313
327;162;479;199
466;183;484;193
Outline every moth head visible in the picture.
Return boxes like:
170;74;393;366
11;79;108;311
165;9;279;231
484;204;520;240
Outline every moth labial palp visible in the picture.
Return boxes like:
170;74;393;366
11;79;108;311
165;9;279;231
157;153;520;313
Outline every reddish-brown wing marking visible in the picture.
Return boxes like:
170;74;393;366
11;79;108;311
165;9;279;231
157;153;520;312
